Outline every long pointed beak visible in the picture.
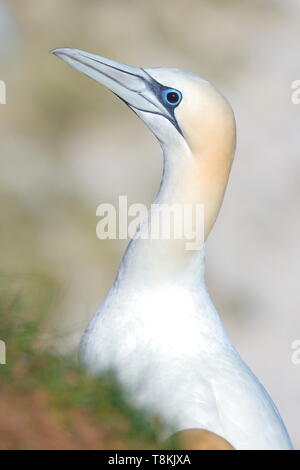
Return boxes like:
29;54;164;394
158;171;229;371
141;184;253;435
51;48;169;117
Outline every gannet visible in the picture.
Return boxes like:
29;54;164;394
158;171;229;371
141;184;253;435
52;48;293;450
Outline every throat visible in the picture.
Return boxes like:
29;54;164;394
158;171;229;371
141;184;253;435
114;128;233;290
115;147;209;289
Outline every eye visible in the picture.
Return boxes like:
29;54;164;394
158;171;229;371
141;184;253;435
161;88;182;107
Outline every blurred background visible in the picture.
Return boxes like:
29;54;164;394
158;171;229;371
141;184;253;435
0;0;299;448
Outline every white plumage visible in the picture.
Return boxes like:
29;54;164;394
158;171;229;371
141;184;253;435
53;48;293;450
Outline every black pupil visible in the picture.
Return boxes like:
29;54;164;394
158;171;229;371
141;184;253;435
167;91;179;104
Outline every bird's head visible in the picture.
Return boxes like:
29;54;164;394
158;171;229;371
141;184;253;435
51;48;235;156
52;48;236;239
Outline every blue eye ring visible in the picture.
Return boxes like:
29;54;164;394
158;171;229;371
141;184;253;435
161;88;182;107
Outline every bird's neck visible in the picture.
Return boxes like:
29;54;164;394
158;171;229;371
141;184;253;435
116;138;233;290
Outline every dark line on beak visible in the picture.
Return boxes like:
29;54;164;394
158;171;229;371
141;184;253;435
58;52;165;113
58;52;143;93
56;52;184;138
80;53;143;79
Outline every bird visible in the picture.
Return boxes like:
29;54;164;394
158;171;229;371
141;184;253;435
52;47;293;450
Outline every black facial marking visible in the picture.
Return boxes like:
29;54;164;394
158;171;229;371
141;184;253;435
141;69;183;136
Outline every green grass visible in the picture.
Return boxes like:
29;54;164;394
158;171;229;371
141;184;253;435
0;273;177;449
